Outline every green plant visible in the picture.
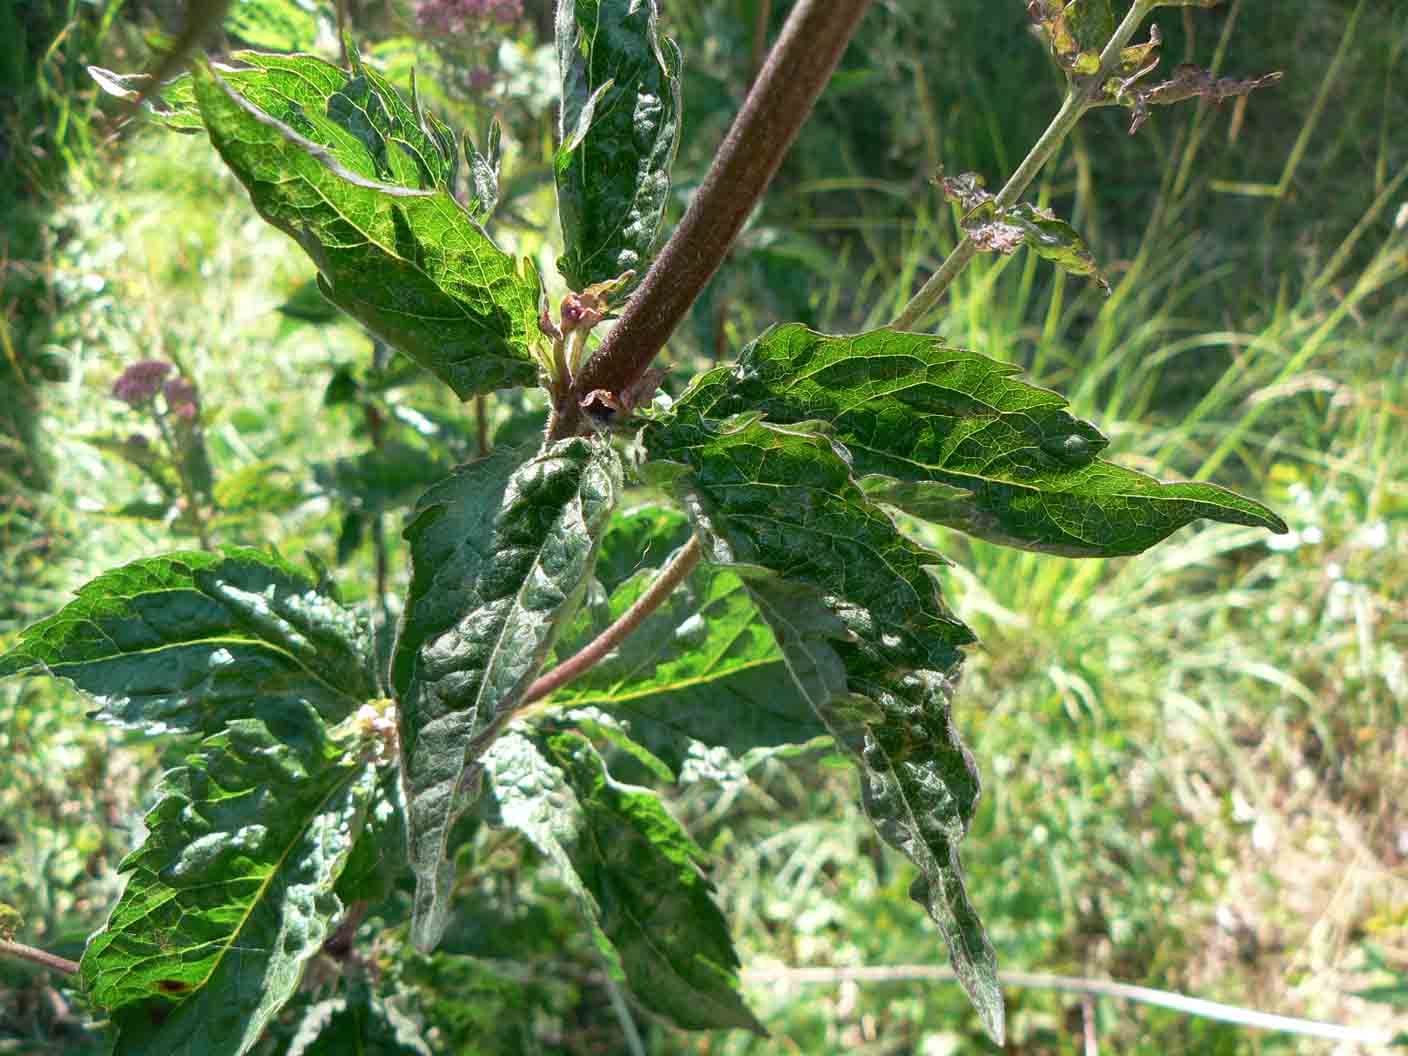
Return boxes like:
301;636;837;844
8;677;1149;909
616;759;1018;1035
0;1;1294;1051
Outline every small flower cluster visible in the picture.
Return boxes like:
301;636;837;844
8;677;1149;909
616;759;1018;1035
111;360;201;422
111;360;173;407
415;0;522;36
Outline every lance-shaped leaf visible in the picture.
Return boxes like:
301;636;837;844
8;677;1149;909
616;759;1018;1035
549;548;825;777
464;117;502;222
0;548;375;737
482;730;764;1033
728;570;1004;1045
393;438;621;951
82;704;379;1056
92;48;456;188
555;0;682;292
190;60;542;399
88;64;205;132
641;412;975;672
676;325;1287;557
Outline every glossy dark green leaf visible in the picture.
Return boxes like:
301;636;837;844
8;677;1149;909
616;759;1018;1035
286;982;429;1056
392;438;621;951
640;412;974;672
83;705;379;1056
555;0;682;292
482;730;764;1033
0;548;375;737
678;325;1287;557
550;550;824;776
191;60;542;399
740;576;1005;1046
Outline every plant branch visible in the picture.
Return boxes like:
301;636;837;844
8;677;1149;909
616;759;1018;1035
522;536;702;706
152;407;211;550
552;0;874;440
0;939;79;977
890;0;1158;330
451;538;704;796
740;964;1396;1045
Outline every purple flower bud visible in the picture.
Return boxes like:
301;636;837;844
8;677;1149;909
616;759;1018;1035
112;361;174;406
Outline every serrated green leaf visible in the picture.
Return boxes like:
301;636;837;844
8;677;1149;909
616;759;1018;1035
392;438;621;951
82;705;378;1056
550;551;824;776
191;59;542;399
88;65;205;132
464;117;502;222
286;982;429;1056
555;0;682;292
676;325;1287;557
482;730;764;1033
0;548;375;736
741;577;1005;1046
640;411;975;672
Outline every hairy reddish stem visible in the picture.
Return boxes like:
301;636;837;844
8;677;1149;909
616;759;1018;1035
0;939;80;977
551;0;874;439
522;536;702;706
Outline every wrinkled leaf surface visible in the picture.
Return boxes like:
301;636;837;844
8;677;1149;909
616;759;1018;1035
555;0;682;292
0;548;374;736
483;730;764;1033
393;438;620;950
677;325;1287;556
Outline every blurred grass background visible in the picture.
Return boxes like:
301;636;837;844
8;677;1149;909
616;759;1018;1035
1;0;1405;1052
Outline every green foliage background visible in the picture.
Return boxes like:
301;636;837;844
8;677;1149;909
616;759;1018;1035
2;0;1406;1051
